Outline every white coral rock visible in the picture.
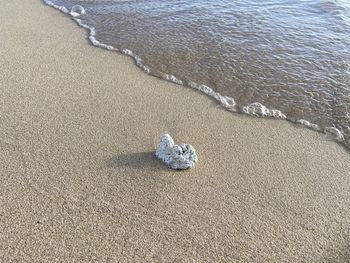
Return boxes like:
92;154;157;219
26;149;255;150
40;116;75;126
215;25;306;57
155;134;198;170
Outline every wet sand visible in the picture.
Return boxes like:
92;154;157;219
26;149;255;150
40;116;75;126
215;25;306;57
1;0;350;262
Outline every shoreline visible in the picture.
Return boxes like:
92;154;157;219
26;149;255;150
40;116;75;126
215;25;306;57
43;0;350;150
1;0;350;262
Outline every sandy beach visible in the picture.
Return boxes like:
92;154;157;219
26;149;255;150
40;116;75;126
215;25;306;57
1;0;350;262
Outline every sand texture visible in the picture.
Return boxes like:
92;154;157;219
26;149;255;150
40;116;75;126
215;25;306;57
1;0;350;262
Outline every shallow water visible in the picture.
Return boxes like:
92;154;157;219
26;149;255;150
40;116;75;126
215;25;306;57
45;0;350;148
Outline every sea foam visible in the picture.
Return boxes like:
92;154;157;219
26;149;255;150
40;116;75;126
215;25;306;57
243;102;286;119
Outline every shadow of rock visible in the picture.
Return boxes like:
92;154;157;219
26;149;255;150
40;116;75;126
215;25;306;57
106;151;170;172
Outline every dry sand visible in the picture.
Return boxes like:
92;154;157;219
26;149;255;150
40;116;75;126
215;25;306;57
1;0;350;262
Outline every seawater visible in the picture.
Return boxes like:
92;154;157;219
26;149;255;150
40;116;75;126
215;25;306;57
43;0;350;148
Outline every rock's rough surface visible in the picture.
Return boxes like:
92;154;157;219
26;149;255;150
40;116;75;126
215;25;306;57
155;134;198;170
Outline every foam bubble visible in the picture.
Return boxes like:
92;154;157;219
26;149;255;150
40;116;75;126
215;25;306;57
243;102;286;119
70;5;85;17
